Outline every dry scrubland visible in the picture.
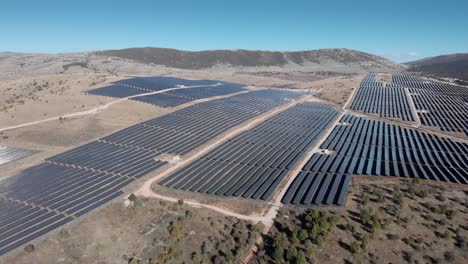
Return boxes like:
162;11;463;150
253;178;468;264
0;53;466;264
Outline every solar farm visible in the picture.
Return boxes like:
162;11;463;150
0;73;467;261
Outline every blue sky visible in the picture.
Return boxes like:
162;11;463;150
1;0;467;62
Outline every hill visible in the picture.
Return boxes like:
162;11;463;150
95;47;403;72
406;53;468;80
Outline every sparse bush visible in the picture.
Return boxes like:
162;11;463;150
315;235;324;246
418;189;428;198
350;241;362;255
177;199;184;205
344;222;356;233
291;229;300;244
360;208;373;225
298;229;308;241
370;221;381;235
412;177;421;185
361;234;369;251
306;244;315;258
286;247;298;261
225;250;234;263
185;210;193;218
445;209;456;220
408;184;416;199
296;250;307;264
443;231;451;240
376;193;386;203
444;251;455;262
362;194;370;205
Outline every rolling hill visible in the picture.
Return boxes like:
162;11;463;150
95;47;403;72
406;53;468;80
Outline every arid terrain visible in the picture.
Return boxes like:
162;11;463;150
0;49;467;264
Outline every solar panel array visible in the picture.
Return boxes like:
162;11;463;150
350;73;415;121
0;146;38;166
391;74;468;135
410;88;468;135
392;74;468;97
87;76;247;108
159;102;339;201
0;197;74;256
131;84;247;107
0;88;302;256
282;113;468;206
322;114;466;182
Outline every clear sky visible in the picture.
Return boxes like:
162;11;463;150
1;0;467;62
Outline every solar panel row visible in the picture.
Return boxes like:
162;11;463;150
159;102;339;201
0;88;302;256
0;146;38;166
350;73;415;121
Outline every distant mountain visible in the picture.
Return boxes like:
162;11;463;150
406;53;468;80
95;47;403;72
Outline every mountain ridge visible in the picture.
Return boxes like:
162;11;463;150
94;47;403;71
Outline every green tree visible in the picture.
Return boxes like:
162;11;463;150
298;229;309;241
296;250;307;264
286;247;298;261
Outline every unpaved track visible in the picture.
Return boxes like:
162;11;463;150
135;95;314;223
0;83;224;133
404;87;422;127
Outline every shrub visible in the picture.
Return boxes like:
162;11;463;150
376;194;386;203
225;250;234;263
446;209;456;220
128;193;137;202
362;194;370;205
408;185;416;199
350;241;361;255
306;245;315;258
291;229;300;244
274;246;285;262
412;177;421;185
344;222;356;233
360;208;372;225
443;231;451;240
296;250;307;264
315;235;324;246
418;190;428;198
306;209;320;223
435;205;448;215
286;247;298;261
177;199;184;205
298;229;309;241
444;251;455;262
361;234;369;251
370;221;381;235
